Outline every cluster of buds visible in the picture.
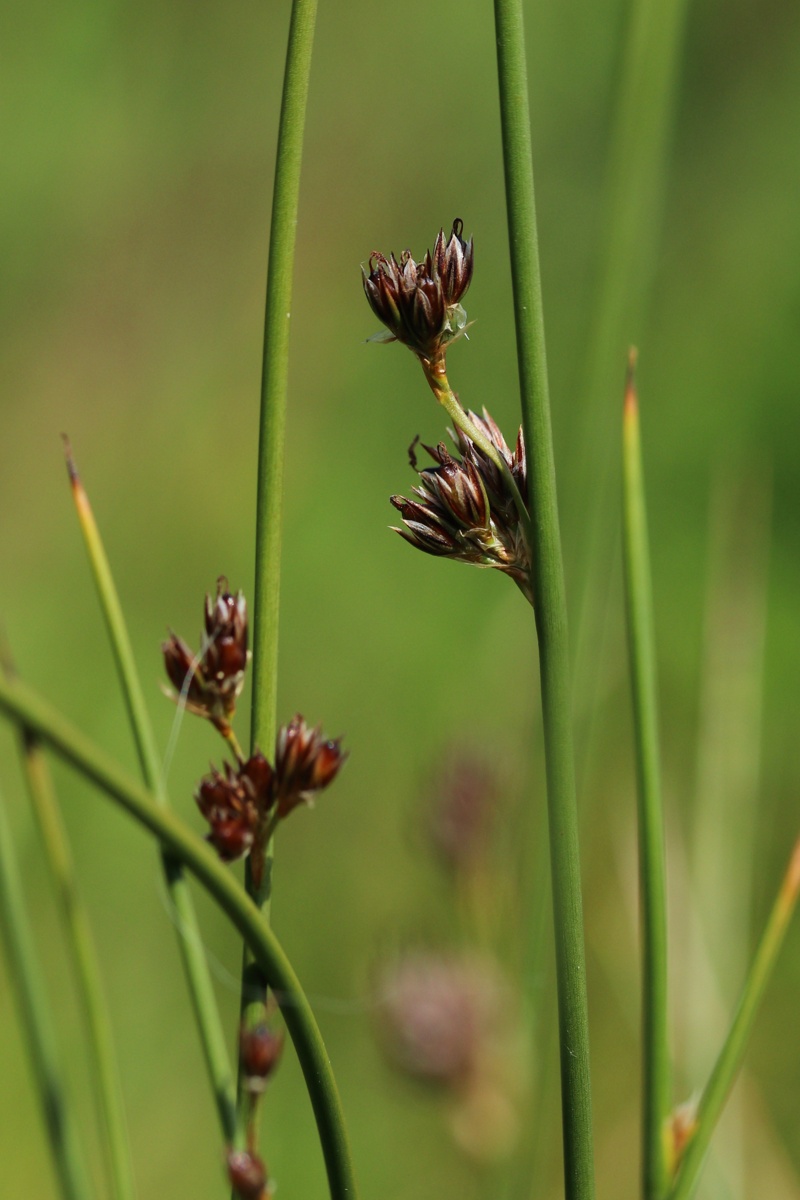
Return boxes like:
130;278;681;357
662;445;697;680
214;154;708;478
390;410;532;602
194;717;346;877
162;578;249;736
363;219;474;369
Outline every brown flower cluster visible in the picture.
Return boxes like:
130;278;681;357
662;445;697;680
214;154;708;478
195;716;346;874
363;219;473;367
162;578;249;735
390;410;532;602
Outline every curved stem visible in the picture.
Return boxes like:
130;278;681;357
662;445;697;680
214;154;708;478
667;835;800;1200
0;672;358;1200
621;361;670;1199
0;781;93;1200
65;445;237;1144
493;2;595;1197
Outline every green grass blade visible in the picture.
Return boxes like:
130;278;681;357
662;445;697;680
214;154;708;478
493;2;595;1197
0;671;358;1200
64;445;237;1145
0;782;93;1200
621;358;671;1198
20;725;135;1200
668;835;800;1200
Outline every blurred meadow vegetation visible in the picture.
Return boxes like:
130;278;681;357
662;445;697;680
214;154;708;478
1;0;799;1197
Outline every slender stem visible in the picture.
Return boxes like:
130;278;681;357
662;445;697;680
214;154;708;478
251;0;317;758
0;672;358;1200
621;358;670;1199
493;3;595;1198
668;835;800;1200
22;727;135;1200
0;782;93;1200
64;445;237;1144
239;0;318;1152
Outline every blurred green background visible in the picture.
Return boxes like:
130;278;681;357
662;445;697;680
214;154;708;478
1;0;799;1197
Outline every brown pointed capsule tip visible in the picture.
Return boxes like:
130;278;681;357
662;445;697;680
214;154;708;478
240;1024;284;1083
227;1149;267;1200
61;434;80;486
624;347;639;417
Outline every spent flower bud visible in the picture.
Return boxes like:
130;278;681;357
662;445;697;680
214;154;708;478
227;1149;267;1200
363;219;473;367
390;411;532;601
162;578;249;734
240;1024;284;1092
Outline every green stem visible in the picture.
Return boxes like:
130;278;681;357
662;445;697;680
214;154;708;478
667;836;800;1200
0;672;358;1200
251;0;317;758
64;445;237;1144
621;360;670;1199
493;3;595;1198
0;782;93;1200
240;0;318;1146
22;728;135;1200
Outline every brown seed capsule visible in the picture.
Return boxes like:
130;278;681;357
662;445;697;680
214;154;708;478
240;1024;284;1090
195;763;259;862
362;220;473;367
227;1149;267;1200
272;715;347;819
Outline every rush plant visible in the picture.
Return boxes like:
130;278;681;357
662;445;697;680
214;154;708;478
0;2;797;1200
